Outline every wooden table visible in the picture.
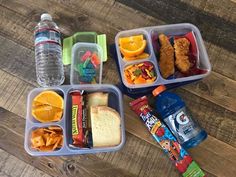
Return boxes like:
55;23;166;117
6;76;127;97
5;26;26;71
0;0;235;176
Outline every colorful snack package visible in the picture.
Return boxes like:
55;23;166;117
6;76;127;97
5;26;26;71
130;96;205;177
70;90;84;147
82;105;93;147
70;90;92;148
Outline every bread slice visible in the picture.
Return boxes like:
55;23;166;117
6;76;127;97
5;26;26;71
86;92;108;107
90;106;121;147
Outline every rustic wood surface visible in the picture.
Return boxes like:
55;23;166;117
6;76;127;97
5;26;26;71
0;0;235;176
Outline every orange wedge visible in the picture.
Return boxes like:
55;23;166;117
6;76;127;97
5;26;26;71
123;53;150;61
32;91;63;109
32;91;63;123
120;40;146;57
119;35;147;57
119;35;144;45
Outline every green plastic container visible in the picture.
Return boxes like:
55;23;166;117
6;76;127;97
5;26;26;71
63;32;107;65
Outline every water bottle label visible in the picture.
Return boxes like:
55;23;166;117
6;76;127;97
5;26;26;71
163;107;201;144
35;28;61;46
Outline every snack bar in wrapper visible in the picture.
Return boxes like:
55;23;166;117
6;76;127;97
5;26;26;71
70;90;92;148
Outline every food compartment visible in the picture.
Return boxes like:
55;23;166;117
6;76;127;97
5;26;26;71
122;60;159;88
27;88;65;124
150;23;211;81
25;125;64;155
65;85;125;152
70;43;103;84
115;29;152;62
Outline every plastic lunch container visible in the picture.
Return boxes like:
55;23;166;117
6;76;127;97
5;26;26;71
24;84;125;156
70;43;103;84
115;23;211;89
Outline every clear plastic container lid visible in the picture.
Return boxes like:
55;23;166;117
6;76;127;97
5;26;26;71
70;43;103;84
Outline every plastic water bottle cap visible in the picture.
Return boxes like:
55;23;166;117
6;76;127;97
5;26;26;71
152;85;166;97
41;13;52;21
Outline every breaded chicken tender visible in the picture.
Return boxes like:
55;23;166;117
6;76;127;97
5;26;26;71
174;38;191;73
159;34;175;79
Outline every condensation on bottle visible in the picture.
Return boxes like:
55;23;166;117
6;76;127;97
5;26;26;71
34;13;64;87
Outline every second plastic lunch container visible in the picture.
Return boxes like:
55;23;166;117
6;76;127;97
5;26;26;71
115;23;211;94
24;84;125;156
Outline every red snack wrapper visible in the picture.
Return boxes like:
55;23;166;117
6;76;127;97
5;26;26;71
130;96;205;177
70;90;84;147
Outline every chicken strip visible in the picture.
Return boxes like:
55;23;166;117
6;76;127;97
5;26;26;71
174;38;191;73
158;34;175;79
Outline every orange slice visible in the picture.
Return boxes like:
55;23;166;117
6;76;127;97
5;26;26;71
32;91;63;123
32;91;64;109
119;35;144;45
119;35;147;57
123;52;150;61
120;40;146;57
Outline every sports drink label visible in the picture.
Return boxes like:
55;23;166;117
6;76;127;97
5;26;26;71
34;28;61;46
164;107;201;144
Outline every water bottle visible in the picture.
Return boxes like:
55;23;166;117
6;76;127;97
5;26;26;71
152;85;207;149
34;13;64;87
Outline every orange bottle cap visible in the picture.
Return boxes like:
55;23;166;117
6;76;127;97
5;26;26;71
152;85;166;97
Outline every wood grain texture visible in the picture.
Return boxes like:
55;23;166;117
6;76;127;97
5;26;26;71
0;0;236;147
1;33;236;148
0;0;235;114
117;0;236;53
180;0;236;23
0;107;182;177
0;51;233;176
122;96;236;177
0;0;235;176
0;149;51;177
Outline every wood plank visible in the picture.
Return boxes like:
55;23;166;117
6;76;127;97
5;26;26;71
0;42;232;176
182;73;236;114
0;0;235;113
204;42;236;80
0;148;51;177
0;60;230;176
122;97;236;177
0;65;234;176
0;107;183;177
0;106;233;176
0;1;236;145
0;1;235;176
123;95;236;163
180;0;236;23
1;34;236;149
0;70;33;118
174;88;236;147
116;0;236;53
0;67;234;176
